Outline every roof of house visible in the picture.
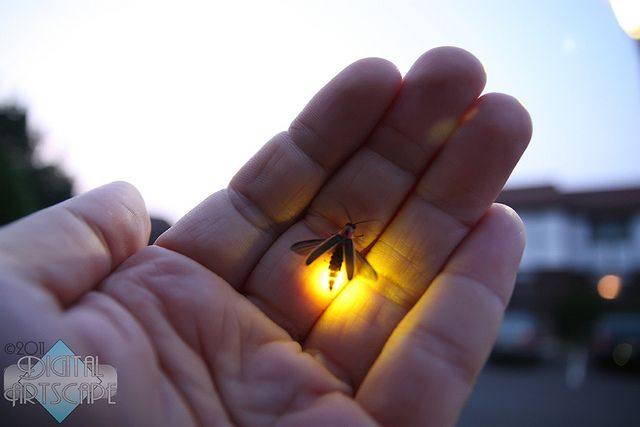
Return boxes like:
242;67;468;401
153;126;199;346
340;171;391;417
497;184;640;214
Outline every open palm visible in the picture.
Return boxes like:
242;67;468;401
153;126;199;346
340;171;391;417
0;48;531;427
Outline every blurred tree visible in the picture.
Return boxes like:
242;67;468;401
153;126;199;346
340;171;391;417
0;105;73;225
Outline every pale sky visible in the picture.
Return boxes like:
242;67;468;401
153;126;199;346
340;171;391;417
1;0;639;221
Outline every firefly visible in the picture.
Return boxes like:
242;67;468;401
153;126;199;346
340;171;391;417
290;222;378;290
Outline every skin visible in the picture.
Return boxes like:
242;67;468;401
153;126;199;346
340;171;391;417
0;47;531;426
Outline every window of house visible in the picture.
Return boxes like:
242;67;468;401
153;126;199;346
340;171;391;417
590;215;630;241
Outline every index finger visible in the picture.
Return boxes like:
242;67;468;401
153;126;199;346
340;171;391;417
156;58;402;287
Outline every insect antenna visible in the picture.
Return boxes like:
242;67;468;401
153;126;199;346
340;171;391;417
352;219;378;226
335;200;353;224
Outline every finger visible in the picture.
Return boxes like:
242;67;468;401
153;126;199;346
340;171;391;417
374;92;532;300
298;47;486;233
0;181;150;306
304;92;532;385
245;47;486;337
156;58;402;287
356;204;525;427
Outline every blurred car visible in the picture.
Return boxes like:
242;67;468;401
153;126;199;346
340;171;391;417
491;310;551;362
590;312;640;368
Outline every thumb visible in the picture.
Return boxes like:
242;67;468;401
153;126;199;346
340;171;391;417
0;181;150;306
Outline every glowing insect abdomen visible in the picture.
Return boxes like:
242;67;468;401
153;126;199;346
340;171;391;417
328;244;344;290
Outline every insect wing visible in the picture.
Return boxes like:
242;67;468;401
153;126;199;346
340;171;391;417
305;234;343;265
290;239;325;255
344;238;355;280
355;251;378;281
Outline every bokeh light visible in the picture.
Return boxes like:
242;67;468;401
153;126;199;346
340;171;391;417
610;0;640;39
597;274;622;300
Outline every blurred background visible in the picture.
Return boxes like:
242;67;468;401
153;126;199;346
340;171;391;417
1;0;639;425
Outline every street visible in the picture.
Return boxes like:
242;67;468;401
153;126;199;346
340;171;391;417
458;361;640;426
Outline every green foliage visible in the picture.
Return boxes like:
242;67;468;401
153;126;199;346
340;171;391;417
0;105;73;225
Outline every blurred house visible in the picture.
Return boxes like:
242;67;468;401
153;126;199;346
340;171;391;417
501;185;640;275
498;185;640;337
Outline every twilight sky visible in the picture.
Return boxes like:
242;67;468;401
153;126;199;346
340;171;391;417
1;0;639;221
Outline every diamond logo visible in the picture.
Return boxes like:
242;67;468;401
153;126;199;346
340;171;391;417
10;340;106;423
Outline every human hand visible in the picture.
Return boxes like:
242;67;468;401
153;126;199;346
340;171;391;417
0;47;531;426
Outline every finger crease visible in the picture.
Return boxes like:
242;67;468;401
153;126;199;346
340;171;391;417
442;271;509;311
288;118;332;174
409;319;477;388
412;189;475;230
376;121;430;170
226;187;281;238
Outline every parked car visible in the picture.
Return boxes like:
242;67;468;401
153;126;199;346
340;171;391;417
491;310;551;362
590;312;640;368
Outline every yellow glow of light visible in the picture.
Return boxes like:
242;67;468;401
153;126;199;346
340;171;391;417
610;0;640;39
427;117;458;146
321;278;375;327
298;246;389;323
597;274;622;300
303;256;350;303
300;251;378;315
